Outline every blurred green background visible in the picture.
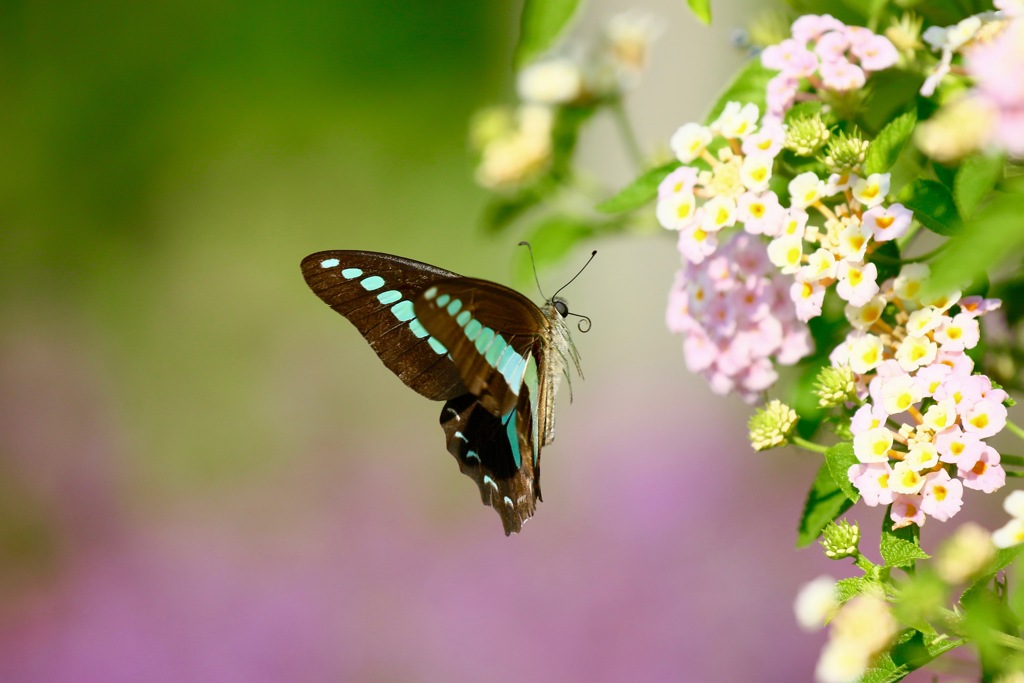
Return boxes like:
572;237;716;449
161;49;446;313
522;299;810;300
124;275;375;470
1;0;982;680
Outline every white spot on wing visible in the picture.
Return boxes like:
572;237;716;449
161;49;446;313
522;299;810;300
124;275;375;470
320;258;340;268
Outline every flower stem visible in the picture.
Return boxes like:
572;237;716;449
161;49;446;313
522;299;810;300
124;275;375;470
1006;419;1024;443
792;436;829;454
610;98;645;172
992;631;1024;652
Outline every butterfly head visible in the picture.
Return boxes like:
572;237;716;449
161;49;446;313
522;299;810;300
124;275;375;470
553;297;569;318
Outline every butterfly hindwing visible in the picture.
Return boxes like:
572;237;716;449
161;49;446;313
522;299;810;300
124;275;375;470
301;250;466;401
440;388;540;536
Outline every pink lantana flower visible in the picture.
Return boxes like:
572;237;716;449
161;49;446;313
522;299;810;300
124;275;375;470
891;494;927;529
861;204;912;242
959;446;1006;493
848;462;894;506
934;426;985;470
961;398;1008;439
920;470;964;522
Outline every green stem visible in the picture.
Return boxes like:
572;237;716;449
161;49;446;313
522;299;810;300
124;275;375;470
792;435;829;454
610;99;645;172
900;241;951;264
993;631;1024;652
1006;420;1024;442
854;552;877;573
896;222;922;253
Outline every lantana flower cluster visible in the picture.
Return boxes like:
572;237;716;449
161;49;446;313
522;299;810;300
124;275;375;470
659;17;919;403
835;270;1008;528
666;234;811;402
659;104;912;396
761;14;898;119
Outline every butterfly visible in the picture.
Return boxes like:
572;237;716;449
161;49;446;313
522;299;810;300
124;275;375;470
300;247;591;535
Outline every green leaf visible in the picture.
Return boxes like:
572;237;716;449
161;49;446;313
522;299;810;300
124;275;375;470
864;110;917;176
925;189;1024;296
960;544;1024;606
797;462;855;548
482;188;545;232
954;153;1004;219
597;162;680;214
704;59;773;126
515;0;580;67
835;576;871;604
686;0;712;25
881;536;930;568
897;179;960;236
825;442;860;503
880;512;930;568
860;630;963;683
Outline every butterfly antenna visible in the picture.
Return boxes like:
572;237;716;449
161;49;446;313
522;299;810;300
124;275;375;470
568;312;592;333
551;250;597;301
518;241;548;301
520;243;597;333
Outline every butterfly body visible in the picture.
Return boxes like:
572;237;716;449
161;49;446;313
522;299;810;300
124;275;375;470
301;250;581;535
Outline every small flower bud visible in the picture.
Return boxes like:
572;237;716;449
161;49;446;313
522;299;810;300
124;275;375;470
821;520;861;559
815;365;856;408
784;114;831;156
749;399;799;451
884;14;923;56
823;131;870;173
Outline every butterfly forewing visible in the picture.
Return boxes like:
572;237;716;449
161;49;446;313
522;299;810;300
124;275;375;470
301;250;466;401
413;278;547;417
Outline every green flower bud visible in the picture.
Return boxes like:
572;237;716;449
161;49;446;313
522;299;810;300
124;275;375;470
821;520;861;559
748;399;798;451
884;13;923;56
784;115;830;157
814;365;856;408
823;131;870;173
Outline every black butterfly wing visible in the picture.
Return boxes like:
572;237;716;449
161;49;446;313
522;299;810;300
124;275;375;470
301;250;466;401
303;251;553;535
440;388;540;536
414;277;550;534
413;277;547;417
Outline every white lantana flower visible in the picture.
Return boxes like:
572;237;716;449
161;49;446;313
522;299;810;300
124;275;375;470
517;58;584;105
794;576;839;631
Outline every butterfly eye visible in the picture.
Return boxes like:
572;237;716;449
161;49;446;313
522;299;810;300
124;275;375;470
554;299;569;318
